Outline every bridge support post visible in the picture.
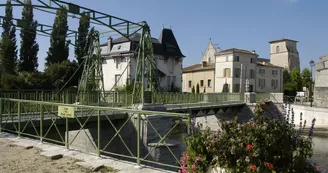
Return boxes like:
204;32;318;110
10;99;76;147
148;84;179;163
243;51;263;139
244;92;256;104
136;113;141;167
18;102;21;138
65;117;69;149
40;104;43;143
0;98;2;133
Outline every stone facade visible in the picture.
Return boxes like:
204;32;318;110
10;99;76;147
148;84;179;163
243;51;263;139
314;54;328;107
269;38;300;72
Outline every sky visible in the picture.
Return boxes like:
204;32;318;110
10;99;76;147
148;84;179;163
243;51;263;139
1;0;327;72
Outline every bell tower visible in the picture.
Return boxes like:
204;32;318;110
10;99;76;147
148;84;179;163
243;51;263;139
269;38;300;72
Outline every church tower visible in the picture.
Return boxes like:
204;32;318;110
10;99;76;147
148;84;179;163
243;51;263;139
200;39;218;64
269;38;300;72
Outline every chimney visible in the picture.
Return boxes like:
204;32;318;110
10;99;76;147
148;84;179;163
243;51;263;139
107;37;112;52
252;50;256;54
202;61;207;67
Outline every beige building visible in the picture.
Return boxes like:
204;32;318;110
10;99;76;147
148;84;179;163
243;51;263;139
182;39;285;94
182;40;217;93
269;38;300;72
182;62;215;93
256;61;284;93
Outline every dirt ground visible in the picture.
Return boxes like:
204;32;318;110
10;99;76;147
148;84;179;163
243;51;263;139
0;139;116;173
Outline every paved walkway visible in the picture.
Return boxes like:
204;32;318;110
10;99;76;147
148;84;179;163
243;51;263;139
0;132;174;173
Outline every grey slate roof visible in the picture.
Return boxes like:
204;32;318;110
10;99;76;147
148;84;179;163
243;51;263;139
100;28;185;58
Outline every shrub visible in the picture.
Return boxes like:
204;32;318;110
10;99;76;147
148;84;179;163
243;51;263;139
179;101;323;173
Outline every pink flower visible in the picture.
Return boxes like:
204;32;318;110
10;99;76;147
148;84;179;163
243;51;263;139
191;164;196;170
194;157;200;163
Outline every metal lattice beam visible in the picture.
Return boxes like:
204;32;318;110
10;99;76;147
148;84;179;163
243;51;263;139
0;15;77;45
0;0;144;40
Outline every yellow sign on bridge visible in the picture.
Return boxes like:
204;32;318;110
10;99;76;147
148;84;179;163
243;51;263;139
58;106;75;118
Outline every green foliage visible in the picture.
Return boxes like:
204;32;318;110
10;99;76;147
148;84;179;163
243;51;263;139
44;60;79;89
45;6;70;67
196;83;200;93
18;0;39;72
181;102;320;173
283;68;290;85
301;68;313;97
192;85;195;93
0;36;17;75
1;0;18;75
291;68;302;91
75;12;90;65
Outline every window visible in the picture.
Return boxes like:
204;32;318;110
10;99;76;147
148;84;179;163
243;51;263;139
235;68;241;78
249;85;253;92
272;70;278;75
222;83;230;92
233;84;240;93
250;70;255;78
234;56;240;62
115;74;121;86
208;79;212;88
276;46;280;53
259;69;265;75
200;80;204;87
172;76;176;84
226;56;228;62
167;76;171;87
250;58;253;63
208;57;211;63
258;79;266;87
116;59;120;69
271;79;278;88
188;81;192;88
224;68;231;77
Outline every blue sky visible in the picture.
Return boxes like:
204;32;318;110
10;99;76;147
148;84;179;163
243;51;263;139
1;0;327;71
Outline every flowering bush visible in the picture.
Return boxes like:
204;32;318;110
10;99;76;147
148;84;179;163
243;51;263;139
179;101;324;173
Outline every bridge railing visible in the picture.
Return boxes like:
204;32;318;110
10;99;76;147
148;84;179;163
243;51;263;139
0;97;190;170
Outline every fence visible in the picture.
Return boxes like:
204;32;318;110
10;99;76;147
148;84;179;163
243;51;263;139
0;98;189;170
0;90;246;106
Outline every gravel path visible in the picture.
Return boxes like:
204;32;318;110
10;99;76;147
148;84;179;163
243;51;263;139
0;139;115;173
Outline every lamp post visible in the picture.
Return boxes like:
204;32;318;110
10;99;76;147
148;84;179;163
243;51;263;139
309;60;315;107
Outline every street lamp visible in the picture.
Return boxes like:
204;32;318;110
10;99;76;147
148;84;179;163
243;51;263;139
309;60;315;107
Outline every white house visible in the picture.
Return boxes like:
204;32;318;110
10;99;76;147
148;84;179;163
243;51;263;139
214;48;258;93
100;28;185;92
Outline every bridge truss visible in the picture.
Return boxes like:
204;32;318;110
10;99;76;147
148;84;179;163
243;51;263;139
0;0;162;105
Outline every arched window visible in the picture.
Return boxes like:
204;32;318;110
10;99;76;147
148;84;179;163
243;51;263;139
276;46;280;53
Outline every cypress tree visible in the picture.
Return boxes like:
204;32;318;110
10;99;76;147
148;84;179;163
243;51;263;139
75;12;90;65
18;0;39;72
1;0;18;74
45;6;69;67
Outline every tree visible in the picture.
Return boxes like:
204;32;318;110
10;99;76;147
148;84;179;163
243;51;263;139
301;68;312;89
192;85;195;93
301;68;313;97
1;0;18;74
291;68;302;91
18;0;39;72
45;6;69;67
44;60;79;89
283;68;290;85
196;83;200;93
75;12;90;65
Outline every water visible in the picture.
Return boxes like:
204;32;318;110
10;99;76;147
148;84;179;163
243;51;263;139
312;137;328;171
